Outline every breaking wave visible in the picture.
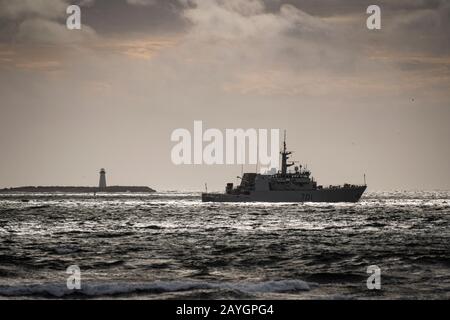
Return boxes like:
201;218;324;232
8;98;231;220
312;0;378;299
0;279;314;298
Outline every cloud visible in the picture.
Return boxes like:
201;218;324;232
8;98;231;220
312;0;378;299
0;0;448;92
387;1;450;54
17;18;96;45
0;0;68;19
164;0;366;96
96;37;177;60
0;0;97;74
0;0;97;44
126;0;158;6
148;0;448;99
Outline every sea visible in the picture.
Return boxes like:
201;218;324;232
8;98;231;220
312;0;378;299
0;191;449;299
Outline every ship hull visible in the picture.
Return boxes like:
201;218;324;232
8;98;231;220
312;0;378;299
202;186;367;203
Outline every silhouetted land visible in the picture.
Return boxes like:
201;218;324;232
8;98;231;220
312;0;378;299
0;186;156;193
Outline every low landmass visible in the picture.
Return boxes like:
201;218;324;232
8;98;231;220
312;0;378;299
0;186;156;193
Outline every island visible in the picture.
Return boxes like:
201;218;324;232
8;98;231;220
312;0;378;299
0;186;156;193
0;169;156;193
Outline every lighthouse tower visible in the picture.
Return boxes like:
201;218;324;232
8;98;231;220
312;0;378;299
99;168;107;191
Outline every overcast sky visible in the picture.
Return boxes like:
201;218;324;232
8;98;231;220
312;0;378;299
0;0;449;191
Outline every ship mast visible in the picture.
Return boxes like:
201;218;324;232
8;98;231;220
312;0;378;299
281;130;294;175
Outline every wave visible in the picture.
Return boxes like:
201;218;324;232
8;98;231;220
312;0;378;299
0;279;314;298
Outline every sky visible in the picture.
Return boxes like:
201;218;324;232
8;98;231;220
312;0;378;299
0;0;449;191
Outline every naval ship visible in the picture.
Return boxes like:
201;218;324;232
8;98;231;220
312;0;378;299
202;135;366;203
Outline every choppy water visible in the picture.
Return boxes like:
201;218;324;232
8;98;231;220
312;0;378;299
0;191;449;299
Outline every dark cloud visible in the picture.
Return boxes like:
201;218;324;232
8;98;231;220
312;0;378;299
0;0;95;43
81;0;188;36
0;0;185;43
274;0;444;16
386;2;450;54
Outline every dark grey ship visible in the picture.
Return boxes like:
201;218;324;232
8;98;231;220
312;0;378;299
202;135;366;203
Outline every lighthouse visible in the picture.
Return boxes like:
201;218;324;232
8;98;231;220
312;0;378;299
99;168;107;191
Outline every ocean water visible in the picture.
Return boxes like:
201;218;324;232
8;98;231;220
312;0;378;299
0;191;449;299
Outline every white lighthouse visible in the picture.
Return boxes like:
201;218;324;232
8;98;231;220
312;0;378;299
99;168;107;191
